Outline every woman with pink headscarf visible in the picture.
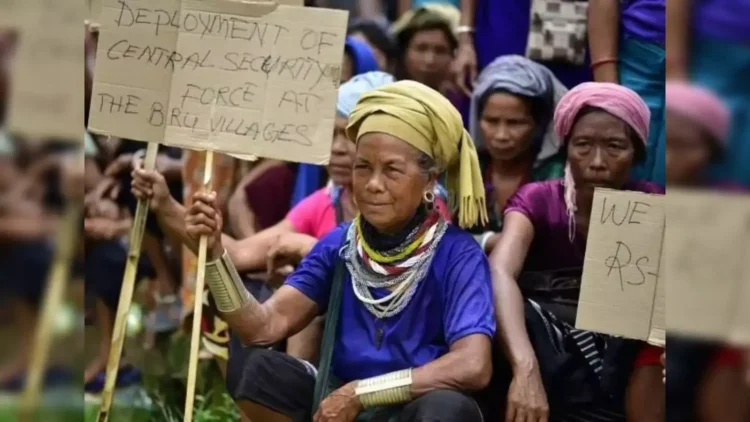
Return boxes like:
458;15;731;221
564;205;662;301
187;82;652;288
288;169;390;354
487;83;663;422
665;82;737;189
664;82;748;422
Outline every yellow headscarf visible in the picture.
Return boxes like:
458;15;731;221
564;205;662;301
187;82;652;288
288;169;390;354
346;80;488;229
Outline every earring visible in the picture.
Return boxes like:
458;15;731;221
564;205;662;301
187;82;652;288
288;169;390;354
423;190;435;211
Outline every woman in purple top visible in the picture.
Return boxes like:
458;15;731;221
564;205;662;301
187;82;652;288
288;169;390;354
664;82;749;422
489;83;664;422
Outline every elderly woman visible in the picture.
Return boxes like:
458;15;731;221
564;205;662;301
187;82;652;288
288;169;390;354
133;72;400;362
489;83;664;422
664;82;748;422
665;82;738;190
184;81;495;422
468;56;567;253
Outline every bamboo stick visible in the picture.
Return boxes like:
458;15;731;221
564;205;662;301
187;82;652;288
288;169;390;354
183;150;214;422
97;141;159;422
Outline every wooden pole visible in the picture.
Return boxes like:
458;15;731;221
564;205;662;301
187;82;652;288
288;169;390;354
97;142;160;422
18;198;82;421
183;150;214;422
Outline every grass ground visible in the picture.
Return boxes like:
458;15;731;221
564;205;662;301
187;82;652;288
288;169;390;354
79;325;240;422
0;305;238;421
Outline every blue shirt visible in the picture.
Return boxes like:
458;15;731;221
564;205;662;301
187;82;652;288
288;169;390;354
621;0;665;44
413;0;460;7
286;224;496;382
693;0;750;43
473;0;592;90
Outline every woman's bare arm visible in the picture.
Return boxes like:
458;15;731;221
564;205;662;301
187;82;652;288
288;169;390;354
157;195;296;273
225;220;296;272
222;285;319;346
227;185;257;239
666;0;691;80
488;211;538;373
588;0;620;83
411;334;492;395
459;0;475;26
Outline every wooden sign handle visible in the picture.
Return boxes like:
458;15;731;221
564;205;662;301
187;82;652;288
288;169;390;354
97;141;160;422
183;150;214;422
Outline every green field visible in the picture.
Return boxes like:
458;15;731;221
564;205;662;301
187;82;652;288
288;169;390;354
0;327;238;422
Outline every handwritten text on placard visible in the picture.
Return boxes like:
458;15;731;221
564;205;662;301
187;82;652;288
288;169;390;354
576;189;665;344
89;0;347;165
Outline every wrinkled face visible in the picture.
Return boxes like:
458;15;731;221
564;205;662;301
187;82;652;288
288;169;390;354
403;28;453;90
479;92;537;162
328;115;356;187
353;132;435;234
665;111;714;186
341;52;354;83
349;31;389;71
566;110;636;191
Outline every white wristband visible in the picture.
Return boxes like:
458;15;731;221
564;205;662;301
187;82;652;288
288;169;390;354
479;231;495;252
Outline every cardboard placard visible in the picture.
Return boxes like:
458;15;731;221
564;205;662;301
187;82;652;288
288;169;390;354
576;189;665;346
664;188;750;345
6;0;84;142
87;0;103;25
0;0;27;28
88;0;346;165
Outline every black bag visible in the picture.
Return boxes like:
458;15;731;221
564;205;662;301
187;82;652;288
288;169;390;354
519;269;640;408
518;267;582;326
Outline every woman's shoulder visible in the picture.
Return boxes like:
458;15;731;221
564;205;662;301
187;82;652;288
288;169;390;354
303;223;350;260
289;187;333;215
318;222;350;245
503;179;565;225
512;179;564;203
435;224;487;259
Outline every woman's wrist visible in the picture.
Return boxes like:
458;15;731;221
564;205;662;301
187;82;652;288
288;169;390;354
511;355;539;376
458;32;474;47
209;243;225;261
151;192;174;214
355;369;413;408
338;382;364;412
479;231;495;252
